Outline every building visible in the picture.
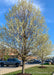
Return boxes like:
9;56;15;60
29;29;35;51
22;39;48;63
0;45;18;59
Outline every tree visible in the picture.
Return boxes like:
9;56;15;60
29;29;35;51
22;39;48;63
33;34;53;67
0;0;47;74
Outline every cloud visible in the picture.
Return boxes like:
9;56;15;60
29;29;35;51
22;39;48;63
5;0;18;5
33;0;44;12
33;3;44;12
0;0;44;19
3;0;44;12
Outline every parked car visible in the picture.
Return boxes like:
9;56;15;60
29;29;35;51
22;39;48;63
51;60;54;65
0;58;22;67
44;59;52;65
27;59;34;64
0;59;2;61
27;59;41;64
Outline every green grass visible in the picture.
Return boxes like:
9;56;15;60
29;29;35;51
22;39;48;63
4;65;54;75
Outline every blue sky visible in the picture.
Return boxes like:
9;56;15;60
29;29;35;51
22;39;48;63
0;0;54;56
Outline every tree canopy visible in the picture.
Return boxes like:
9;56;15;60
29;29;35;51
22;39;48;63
0;0;52;74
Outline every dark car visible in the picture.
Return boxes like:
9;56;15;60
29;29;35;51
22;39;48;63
0;58;22;67
27;59;41;64
44;59;52;65
27;59;34;64
0;59;2;61
51;60;54;65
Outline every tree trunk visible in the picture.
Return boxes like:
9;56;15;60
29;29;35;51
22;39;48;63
22;60;25;74
41;59;44;67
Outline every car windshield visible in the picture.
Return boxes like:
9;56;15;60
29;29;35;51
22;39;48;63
13;58;18;61
7;58;18;61
7;59;13;61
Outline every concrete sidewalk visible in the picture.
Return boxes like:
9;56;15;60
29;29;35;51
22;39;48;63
0;64;40;75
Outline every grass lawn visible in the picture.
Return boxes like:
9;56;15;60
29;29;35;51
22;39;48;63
4;65;54;75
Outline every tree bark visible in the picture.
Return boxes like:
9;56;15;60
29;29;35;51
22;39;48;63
22;60;25;74
41;59;44;67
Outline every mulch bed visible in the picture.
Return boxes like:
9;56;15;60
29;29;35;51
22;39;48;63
39;66;47;68
16;73;32;75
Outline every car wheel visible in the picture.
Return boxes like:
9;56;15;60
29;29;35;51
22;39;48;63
6;65;9;67
15;63;19;67
1;63;4;67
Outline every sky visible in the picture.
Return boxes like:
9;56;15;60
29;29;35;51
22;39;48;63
0;0;54;56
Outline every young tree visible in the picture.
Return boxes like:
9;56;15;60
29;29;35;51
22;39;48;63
0;0;47;74
33;34;53;67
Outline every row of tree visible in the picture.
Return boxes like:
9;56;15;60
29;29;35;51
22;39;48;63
0;0;53;74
